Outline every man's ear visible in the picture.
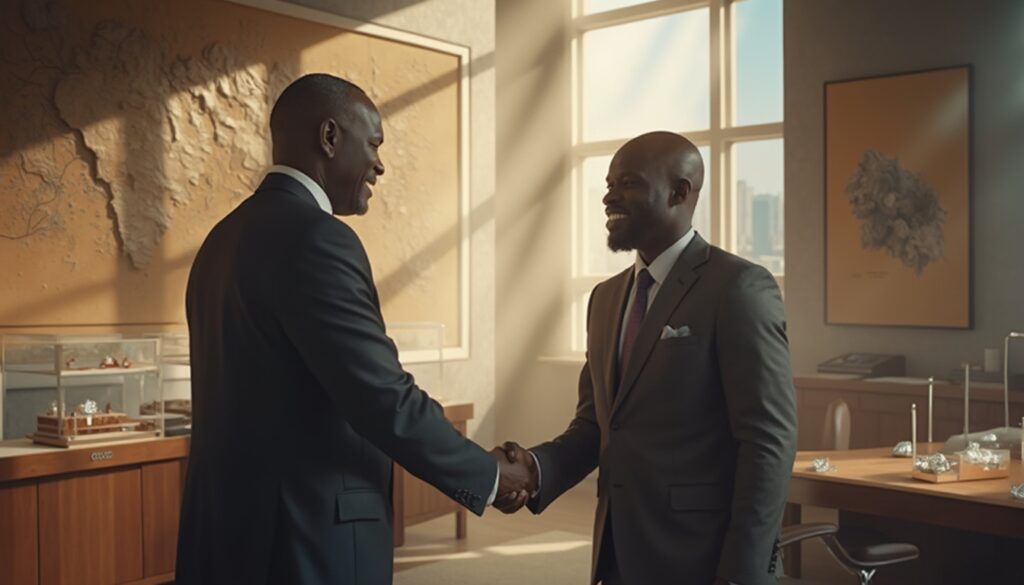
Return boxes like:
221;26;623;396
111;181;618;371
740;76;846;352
670;178;692;206
320;118;341;158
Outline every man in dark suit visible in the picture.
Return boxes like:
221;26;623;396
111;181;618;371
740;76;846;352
500;132;797;585
175;74;533;585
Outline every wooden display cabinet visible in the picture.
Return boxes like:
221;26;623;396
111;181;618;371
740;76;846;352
0;401;475;582
0;437;188;585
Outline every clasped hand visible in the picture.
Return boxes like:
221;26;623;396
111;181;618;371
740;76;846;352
488;441;537;514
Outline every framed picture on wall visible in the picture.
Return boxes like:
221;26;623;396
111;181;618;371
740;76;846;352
824;65;972;328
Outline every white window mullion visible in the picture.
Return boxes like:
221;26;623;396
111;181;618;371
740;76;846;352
708;0;723;247
576;0;709;32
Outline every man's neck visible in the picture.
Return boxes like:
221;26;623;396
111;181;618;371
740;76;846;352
638;225;691;265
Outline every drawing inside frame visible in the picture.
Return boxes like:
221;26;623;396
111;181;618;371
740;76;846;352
825;65;971;328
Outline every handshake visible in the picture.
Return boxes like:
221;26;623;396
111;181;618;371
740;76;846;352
488;441;538;514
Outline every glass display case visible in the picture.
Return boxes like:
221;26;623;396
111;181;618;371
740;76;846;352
140;331;192;436
1;334;163;446
387;322;446;402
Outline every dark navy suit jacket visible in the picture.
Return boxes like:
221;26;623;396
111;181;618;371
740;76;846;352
175;174;495;585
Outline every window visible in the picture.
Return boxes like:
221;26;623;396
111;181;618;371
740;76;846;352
571;0;784;351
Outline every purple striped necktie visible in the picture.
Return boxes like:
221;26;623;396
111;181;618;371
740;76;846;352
619;268;655;384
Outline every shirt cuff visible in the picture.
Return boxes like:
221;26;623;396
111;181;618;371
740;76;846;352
485;463;500;506
529;450;542;498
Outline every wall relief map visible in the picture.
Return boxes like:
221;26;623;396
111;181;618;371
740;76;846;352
0;0;463;343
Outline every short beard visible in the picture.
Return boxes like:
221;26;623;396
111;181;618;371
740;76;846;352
607;225;641;253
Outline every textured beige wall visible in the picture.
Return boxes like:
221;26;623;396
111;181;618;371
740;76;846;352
785;0;1024;377
286;0;499;444
0;0;462;343
494;0;583;448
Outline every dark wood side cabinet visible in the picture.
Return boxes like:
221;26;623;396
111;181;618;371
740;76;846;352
794;375;1024;450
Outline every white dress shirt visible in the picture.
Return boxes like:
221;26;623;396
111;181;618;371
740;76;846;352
266;165;334;215
618;228;697;355
265;165;502;506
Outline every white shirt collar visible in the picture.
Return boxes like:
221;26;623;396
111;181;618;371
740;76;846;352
633;228;697;285
266;165;333;215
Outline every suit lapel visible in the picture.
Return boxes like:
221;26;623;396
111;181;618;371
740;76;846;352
598;268;634;411
612;234;711;415
600;269;634;412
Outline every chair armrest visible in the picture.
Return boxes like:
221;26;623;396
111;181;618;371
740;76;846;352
779;523;839;548
841;542;920;568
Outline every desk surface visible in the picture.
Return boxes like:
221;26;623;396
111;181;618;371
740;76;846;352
789;446;1024;538
793;446;1024;510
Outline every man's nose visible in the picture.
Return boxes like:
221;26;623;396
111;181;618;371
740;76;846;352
375;160;385;176
602;188;616;206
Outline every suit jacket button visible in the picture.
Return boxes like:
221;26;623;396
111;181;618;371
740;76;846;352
611;423;621;431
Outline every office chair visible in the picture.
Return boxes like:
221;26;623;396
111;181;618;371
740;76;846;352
777;523;919;585
779;400;919;584
821;398;851;451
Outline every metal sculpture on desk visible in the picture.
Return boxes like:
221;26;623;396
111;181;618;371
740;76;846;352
941;332;1024;457
913;367;1011;483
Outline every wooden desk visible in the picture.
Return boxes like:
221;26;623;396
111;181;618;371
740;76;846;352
784;446;1024;580
392;401;474;547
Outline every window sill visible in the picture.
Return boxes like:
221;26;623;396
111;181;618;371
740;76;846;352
537;354;586;366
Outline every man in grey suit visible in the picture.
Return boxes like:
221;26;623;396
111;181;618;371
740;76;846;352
500;131;797;585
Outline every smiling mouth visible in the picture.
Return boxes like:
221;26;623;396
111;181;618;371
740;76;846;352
606;212;627;227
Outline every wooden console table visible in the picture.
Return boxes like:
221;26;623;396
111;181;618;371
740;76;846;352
392;401;475;547
0;436;189;585
0;400;475;583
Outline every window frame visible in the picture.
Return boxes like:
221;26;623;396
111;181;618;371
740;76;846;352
570;0;784;351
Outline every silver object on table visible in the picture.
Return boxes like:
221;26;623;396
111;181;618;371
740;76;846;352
810;457;836;473
914;452;951;474
1011;483;1024;500
961;442;1004;470
927;376;934;443
892;441;913;457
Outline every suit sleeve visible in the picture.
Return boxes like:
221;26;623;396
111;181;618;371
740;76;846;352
278;218;497;516
527;287;602;514
714;265;798;585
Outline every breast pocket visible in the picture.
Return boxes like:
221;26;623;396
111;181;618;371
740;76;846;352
658;334;700;348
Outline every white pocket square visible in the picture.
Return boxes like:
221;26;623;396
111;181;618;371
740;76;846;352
660;325;691;340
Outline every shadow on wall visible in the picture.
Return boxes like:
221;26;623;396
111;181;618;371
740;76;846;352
0;0;497;327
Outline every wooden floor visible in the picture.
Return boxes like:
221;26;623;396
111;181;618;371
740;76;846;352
394;479;853;583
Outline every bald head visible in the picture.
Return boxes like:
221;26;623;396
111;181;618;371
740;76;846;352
603;131;705;262
617;131;704;202
270;74;368;157
269;74;385;216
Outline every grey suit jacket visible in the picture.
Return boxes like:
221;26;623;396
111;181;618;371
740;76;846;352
528;234;797;585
